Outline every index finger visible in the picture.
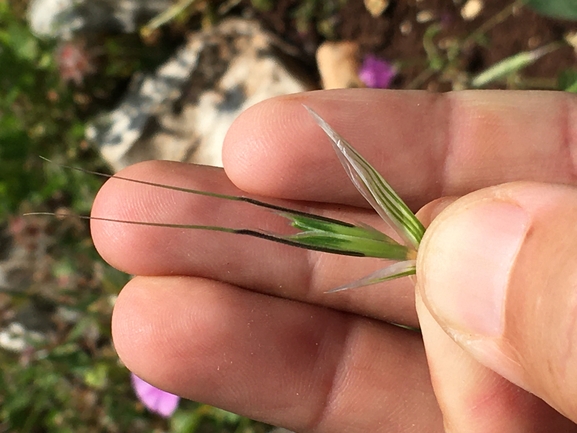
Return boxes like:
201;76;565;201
223;89;577;209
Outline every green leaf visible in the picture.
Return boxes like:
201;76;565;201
471;43;560;87
423;23;444;72
559;68;577;92
523;0;577;20
251;0;274;11
40;103;426;291
284;213;411;260
305;106;425;250
36;159;413;260
566;80;577;93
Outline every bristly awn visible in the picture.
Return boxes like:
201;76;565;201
27;106;425;292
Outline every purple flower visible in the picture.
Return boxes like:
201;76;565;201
131;373;180;417
358;55;397;88
56;40;96;85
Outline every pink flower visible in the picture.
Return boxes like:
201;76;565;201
358;55;397;88
55;40;96;85
131;373;180;417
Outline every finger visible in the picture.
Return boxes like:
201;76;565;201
92;161;418;326
112;276;443;432
417;197;577;431
417;181;577;424
416;285;576;432
418;200;563;431
223;89;577;209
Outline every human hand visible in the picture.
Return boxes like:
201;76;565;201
91;89;577;432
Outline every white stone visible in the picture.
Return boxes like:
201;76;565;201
416;10;435;23
0;322;45;352
364;0;389;17
87;19;315;171
316;41;362;89
27;0;170;39
461;0;484;21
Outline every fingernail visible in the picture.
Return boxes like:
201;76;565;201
420;201;529;337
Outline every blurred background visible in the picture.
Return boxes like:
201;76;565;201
1;0;576;431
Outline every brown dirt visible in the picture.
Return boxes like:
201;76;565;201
245;0;577;90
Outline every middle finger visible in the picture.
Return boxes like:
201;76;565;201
92;161;419;326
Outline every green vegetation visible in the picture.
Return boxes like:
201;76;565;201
1;0;577;431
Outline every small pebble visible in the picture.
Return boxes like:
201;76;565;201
461;0;483;21
364;0;389;17
527;36;541;49
416;10;435;23
565;31;577;51
316;41;362;89
400;19;412;35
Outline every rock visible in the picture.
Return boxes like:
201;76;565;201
87;18;315;171
565;31;577;53
316;41;362;89
0;322;46;352
416;9;436;23
461;0;484;21
0;216;57;352
0;216;52;293
27;0;170;39
363;0;389;18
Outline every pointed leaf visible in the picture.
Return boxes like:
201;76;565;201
283;212;411;260
523;0;577;20
29;205;413;259
326;260;417;293
305;106;425;249
471;43;560;88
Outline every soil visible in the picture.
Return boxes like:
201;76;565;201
245;0;577;91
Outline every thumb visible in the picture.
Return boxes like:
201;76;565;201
417;181;577;422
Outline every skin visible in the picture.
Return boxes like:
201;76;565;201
92;89;577;432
